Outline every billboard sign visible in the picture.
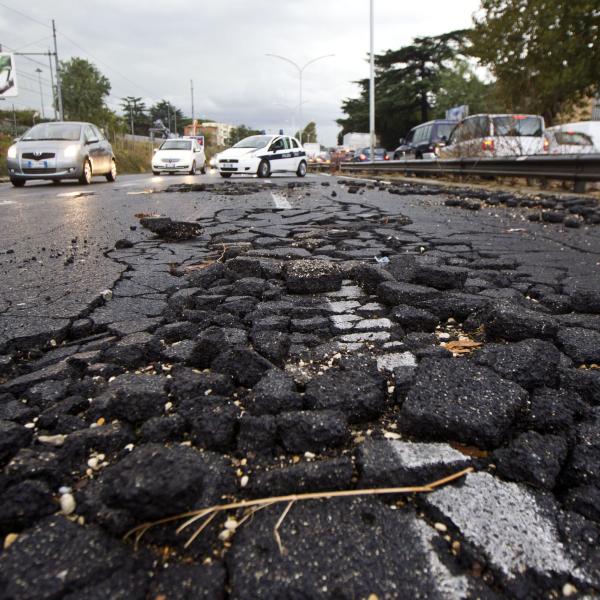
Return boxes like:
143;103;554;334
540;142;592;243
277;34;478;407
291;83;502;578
0;53;18;97
446;105;469;121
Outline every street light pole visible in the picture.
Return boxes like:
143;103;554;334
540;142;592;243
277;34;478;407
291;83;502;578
265;53;334;144
35;68;45;119
369;0;375;160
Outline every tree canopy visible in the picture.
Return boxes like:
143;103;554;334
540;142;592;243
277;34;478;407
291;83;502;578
60;57;111;124
295;121;317;143
469;0;600;124
226;125;263;146
337;32;497;148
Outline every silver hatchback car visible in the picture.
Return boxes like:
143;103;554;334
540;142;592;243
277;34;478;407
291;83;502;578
6;121;117;187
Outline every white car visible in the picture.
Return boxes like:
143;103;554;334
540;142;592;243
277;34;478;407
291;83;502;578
441;114;547;158
217;134;307;178
545;128;595;155
152;138;206;175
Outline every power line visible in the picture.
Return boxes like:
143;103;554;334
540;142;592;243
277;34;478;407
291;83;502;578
1;4;157;106
13;35;52;52
0;1;51;29
17;70;53;87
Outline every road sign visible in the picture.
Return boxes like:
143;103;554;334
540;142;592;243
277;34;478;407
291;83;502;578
0;53;18;97
446;105;469;121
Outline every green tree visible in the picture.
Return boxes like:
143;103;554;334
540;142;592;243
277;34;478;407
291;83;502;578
433;60;500;119
225;124;262;146
120;96;149;135
295;121;317;143
60;57;111;123
469;0;600;124
337;31;489;148
150;100;185;135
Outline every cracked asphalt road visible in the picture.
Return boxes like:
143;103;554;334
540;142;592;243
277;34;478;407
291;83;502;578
1;172;600;598
0;172;312;350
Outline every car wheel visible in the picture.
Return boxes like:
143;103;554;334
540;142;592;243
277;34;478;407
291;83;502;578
189;161;196;175
257;160;270;178
106;159;117;182
10;178;25;187
200;163;206;175
78;159;92;185
296;160;307;177
152;170;160;176
220;172;232;178
52;179;61;185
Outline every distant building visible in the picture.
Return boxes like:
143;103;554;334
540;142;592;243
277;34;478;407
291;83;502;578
184;121;234;146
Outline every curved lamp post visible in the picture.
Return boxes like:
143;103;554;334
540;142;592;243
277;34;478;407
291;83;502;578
265;53;334;143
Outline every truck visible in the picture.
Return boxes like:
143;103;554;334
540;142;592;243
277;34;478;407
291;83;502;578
342;132;378;150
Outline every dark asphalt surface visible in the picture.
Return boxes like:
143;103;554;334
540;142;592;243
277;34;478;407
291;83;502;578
0;171;312;350
1;170;600;597
1;169;599;351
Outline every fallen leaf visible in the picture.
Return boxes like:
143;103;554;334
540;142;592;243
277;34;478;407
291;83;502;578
441;338;482;354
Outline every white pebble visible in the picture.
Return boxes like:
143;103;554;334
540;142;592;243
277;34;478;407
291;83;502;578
60;493;76;515
87;457;100;470
38;434;66;447
562;584;577;597
434;522;448;533
240;475;249;488
164;401;173;412
58;486;72;495
101;289;113;301
24;422;35;429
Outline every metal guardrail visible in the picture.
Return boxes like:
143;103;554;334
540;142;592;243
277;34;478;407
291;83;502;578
311;154;600;192
340;154;600;181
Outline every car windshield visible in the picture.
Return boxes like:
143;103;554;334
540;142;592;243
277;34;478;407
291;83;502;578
22;123;82;141
493;116;543;137
233;135;271;149
555;131;593;146
435;123;455;140
159;140;192;150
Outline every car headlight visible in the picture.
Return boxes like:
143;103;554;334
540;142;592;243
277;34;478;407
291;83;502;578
7;145;17;159
64;144;79;158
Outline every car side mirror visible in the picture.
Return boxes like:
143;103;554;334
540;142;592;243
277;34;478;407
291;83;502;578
398;138;405;145
86;138;99;145
153;148;158;154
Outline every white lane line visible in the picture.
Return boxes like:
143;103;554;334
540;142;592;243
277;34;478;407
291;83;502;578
0;200;15;206
271;191;292;209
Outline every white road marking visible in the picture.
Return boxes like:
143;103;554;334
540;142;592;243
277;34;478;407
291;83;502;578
0;200;15;206
271;192;292;209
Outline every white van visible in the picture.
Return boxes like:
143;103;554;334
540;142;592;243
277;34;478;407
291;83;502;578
441;114;547;158
547;121;600;152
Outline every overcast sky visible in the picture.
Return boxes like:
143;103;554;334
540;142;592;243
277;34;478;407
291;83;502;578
1;0;480;145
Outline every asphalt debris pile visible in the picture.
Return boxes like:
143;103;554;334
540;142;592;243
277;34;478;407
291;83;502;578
139;216;203;241
1;182;600;599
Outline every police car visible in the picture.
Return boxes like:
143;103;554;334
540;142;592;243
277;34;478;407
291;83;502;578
217;134;307;178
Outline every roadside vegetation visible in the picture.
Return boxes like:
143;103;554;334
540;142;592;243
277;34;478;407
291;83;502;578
338;0;600;147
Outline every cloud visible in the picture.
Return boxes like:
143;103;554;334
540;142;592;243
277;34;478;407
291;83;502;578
3;0;480;145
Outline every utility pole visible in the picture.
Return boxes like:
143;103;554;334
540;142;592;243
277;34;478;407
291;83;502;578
130;106;134;136
35;68;45;119
52;19;64;120
167;103;171;136
369;0;375;161
173;105;177;136
190;79;195;134
47;51;57;120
